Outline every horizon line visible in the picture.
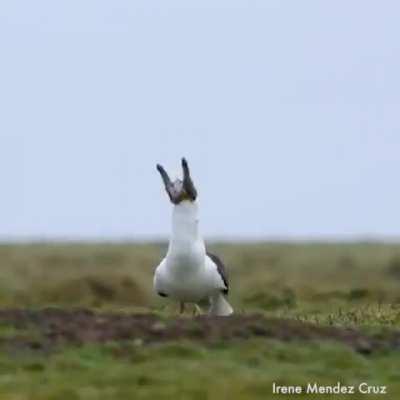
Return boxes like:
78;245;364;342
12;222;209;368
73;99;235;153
1;234;400;245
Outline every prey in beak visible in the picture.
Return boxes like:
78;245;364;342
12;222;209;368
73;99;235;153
156;158;197;204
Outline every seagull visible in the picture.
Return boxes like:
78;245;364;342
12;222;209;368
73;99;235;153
154;158;233;316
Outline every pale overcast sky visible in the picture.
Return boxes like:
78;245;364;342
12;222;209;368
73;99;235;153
1;1;399;240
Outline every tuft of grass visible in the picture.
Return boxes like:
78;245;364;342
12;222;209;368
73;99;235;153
387;256;400;279
243;288;296;310
30;273;148;307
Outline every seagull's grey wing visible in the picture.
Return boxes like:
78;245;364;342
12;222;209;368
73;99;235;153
206;252;229;295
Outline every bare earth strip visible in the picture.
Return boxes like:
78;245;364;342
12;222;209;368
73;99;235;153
0;308;399;355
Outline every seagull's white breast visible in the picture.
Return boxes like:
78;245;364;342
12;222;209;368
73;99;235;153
153;200;226;302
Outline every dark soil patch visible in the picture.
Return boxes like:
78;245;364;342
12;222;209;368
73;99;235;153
0;308;399;355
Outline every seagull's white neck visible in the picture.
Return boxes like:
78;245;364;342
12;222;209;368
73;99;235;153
170;200;200;244
167;200;205;261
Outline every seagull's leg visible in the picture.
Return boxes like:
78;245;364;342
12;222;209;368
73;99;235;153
179;302;185;315
193;304;203;316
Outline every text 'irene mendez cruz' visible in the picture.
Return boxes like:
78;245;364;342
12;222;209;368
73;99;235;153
272;382;387;395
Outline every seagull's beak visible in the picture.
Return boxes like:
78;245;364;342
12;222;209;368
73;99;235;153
156;158;197;204
181;158;197;201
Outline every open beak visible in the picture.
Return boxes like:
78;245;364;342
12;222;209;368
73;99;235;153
156;158;197;204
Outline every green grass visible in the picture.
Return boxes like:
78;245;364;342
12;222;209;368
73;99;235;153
0;242;399;399
0;340;399;400
1;242;400;326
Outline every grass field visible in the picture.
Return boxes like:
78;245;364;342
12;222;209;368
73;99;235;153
0;242;399;399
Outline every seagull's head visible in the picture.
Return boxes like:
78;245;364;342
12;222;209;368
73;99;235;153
156;158;198;205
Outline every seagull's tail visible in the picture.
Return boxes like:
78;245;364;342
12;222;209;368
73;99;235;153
209;293;233;316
